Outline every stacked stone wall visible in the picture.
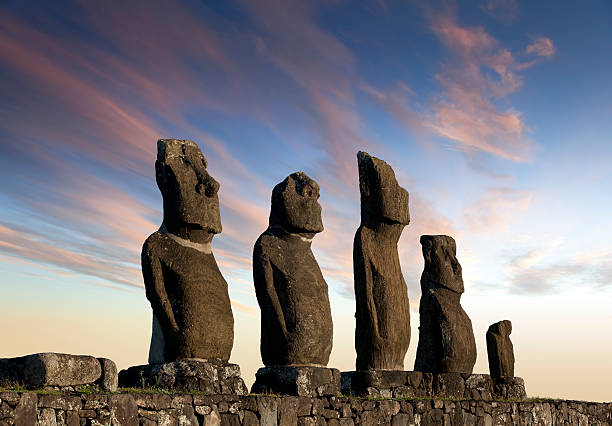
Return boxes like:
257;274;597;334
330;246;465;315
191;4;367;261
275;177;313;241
1;391;611;425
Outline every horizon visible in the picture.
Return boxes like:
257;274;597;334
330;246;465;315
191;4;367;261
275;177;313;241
0;0;611;402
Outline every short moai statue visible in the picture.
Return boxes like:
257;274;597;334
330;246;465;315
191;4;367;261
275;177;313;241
353;151;411;371
414;235;477;374
486;320;515;377
251;172;340;396
119;139;246;394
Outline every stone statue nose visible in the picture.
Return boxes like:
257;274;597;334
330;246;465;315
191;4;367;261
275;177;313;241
205;179;220;197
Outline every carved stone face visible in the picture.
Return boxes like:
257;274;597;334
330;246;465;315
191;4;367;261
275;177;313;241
269;172;324;234
155;139;222;237
357;151;410;226
420;235;464;294
490;320;512;337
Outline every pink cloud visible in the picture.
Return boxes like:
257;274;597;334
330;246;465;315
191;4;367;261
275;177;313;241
378;9;556;163
463;187;534;232
526;36;556;59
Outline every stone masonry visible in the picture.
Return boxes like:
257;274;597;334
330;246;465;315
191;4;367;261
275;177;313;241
0;391;610;425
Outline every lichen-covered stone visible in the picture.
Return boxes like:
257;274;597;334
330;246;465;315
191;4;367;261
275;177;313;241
97;358;118;392
143;139;234;362
252;366;341;397
119;359;247;395
486;320;515;378
353;151;411;371
414;235;477;374
253;172;332;367
0;353;102;388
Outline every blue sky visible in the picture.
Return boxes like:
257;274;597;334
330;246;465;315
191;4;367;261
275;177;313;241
0;0;611;401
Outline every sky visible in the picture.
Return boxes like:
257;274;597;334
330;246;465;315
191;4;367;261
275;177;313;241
0;0;611;402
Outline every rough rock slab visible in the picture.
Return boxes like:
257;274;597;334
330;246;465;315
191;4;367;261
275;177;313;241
251;366;341;397
118;359;247;395
341;370;526;400
353;151;411;371
0;353;108;389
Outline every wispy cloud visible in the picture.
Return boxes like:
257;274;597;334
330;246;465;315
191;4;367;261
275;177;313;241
464;187;534;232
378;6;555;164
504;241;612;294
526;36;556;59
480;0;518;23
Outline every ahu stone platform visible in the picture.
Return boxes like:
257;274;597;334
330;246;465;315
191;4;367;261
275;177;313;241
0;392;610;425
341;370;526;400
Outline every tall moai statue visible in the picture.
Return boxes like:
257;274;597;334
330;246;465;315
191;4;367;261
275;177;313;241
487;320;515;377
353;151;411;371
251;172;340;396
414;235;477;373
142;139;234;362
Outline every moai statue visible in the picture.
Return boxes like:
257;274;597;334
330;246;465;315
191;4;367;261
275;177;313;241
486;320;515;377
251;173;340;396
353;151;411;371
414;235;477;374
253;172;332;366
142;139;234;362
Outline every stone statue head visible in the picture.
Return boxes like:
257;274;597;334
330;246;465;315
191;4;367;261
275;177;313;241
155;139;221;239
420;235;464;294
357;151;410;226
489;320;512;337
269;172;324;234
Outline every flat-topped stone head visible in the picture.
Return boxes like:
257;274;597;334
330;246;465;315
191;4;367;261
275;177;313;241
156;139;221;241
420;235;464;294
269;172;323;234
357;151;410;227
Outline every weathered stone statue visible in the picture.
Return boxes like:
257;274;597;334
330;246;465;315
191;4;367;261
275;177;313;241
487;320;515;377
120;139;246;394
142;139;233;362
353;151;411;371
414;235;476;374
253;172;332;366
251;172;340;396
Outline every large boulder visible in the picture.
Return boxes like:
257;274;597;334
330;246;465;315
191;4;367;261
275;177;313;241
414;235;477;374
253;172;332;366
142;139;233;362
353;151;411;371
486;320;515;377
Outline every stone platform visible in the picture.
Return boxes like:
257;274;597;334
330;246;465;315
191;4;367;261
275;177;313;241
118;358;247;395
0;352;117;392
251;366;341;397
341;370;526;400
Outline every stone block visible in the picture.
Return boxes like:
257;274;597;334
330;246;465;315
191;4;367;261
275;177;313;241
96;358;118;392
119;358;247;394
0;353;102;388
252;366;341;397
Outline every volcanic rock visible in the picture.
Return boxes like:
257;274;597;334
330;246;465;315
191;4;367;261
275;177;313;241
486;320;515;377
253;172;332;366
142;139;233;362
353;151;411;371
414;235;476;374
